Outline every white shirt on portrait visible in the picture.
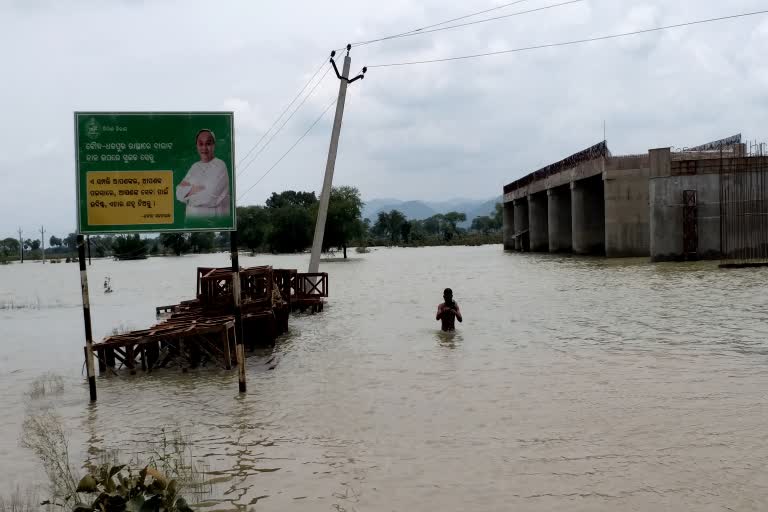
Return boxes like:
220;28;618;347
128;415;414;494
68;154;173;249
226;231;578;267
175;157;230;218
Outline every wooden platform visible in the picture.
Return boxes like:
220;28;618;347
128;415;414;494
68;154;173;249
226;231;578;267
91;266;328;374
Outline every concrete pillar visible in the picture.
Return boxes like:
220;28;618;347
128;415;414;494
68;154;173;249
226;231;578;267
502;202;515;250
649;148;673;261
571;176;606;255
604;165;650;258
548;185;572;252
528;192;549;252
513;199;529;252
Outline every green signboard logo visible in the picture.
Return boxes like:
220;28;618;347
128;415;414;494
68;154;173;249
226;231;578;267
75;112;236;234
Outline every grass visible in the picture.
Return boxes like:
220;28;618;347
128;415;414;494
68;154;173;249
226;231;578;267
8;372;216;510
0;487;50;512
26;373;65;400
0;296;42;310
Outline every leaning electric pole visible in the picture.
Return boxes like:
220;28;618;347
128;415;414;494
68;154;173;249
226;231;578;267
18;228;23;263
308;45;366;273
40;226;46;264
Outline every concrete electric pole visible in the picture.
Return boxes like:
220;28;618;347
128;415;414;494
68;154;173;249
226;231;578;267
308;45;366;273
40;226;46;264
18;228;23;263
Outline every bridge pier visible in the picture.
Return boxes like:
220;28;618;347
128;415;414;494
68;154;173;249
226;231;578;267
503;202;515;250
571;176;605;255
528;192;549;252
547;185;572;253
513;198;529;251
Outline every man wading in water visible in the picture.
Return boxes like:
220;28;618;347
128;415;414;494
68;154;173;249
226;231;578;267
436;288;462;332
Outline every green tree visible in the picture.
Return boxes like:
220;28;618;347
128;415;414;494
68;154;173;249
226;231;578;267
268;206;314;253
422;214;444;237
372;209;406;244
159;233;190;256
322;186;364;258
112;234;148;260
1;237;20;257
493;202;503;229
441;211;467;241
265;190;317;253
471;216;495;234
63;233;78;251
215;232;230;250
91;235;113;258
237;206;271;252
266;190;317;209
400;220;412;244
49;235;62;248
190;232;215;253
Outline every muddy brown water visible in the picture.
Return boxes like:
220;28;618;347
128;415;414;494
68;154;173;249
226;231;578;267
1;245;768;511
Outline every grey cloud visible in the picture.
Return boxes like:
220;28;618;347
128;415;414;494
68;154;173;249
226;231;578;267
2;0;768;236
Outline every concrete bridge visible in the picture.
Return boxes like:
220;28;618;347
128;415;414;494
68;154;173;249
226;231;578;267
503;141;651;257
502;138;758;261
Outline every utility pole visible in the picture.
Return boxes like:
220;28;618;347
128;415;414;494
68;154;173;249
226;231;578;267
40;226;46;264
18;228;23;263
308;45;366;273
77;234;97;401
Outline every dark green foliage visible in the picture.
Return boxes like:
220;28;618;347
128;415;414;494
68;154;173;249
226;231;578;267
321;186;365;258
68;464;193;512
236;206;270;251
112;235;148;260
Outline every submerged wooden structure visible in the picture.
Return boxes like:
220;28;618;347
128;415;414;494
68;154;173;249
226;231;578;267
89;266;328;375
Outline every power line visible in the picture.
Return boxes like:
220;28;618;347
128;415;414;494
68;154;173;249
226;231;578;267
351;0;583;48
369;9;768;68
235;56;328;169
347;0;536;49
238;97;338;202
237;65;332;178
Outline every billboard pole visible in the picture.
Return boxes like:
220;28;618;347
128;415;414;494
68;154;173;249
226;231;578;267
77;234;97;401
308;46;366;273
231;231;246;393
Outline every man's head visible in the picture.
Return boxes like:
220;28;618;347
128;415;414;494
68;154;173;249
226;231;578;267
443;288;453;302
196;129;216;163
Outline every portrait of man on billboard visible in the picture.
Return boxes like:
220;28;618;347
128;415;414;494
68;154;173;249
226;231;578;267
175;128;231;218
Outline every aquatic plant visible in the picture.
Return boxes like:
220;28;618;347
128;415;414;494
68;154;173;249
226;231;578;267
13;375;205;511
67;464;194;511
26;372;65;400
0;487;45;512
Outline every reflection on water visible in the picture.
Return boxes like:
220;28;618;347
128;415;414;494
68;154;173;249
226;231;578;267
2;247;768;511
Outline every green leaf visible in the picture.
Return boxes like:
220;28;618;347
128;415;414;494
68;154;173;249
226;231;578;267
175;496;193;512
139;495;162;512
126;495;145;512
106;494;128;510
76;474;99;493
166;479;177;497
109;464;127;478
104;475;116;493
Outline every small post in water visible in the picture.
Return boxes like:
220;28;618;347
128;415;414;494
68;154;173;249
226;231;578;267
231;231;246;393
77;234;97;401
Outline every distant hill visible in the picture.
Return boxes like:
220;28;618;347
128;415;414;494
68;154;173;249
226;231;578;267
363;196;502;226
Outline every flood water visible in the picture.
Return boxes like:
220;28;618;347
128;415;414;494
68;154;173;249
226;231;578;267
2;245;768;511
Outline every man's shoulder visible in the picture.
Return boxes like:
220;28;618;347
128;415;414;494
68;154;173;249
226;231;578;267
211;158;227;170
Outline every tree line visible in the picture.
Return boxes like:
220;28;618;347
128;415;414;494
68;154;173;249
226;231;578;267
369;203;502;245
0;186;501;262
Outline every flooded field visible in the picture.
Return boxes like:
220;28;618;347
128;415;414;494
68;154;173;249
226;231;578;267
1;245;768;511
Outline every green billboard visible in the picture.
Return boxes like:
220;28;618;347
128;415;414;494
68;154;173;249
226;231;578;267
75;112;235;234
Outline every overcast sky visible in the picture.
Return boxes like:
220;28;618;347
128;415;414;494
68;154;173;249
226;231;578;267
1;0;767;237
